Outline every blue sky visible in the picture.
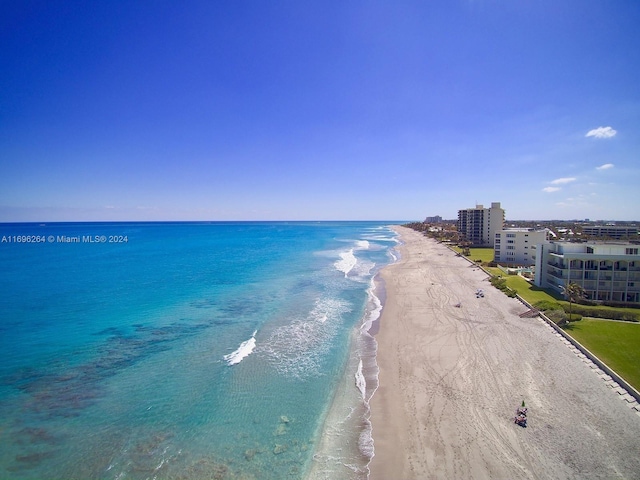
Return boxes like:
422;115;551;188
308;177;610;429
2;1;639;221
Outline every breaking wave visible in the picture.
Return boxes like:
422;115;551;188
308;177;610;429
335;249;357;277
334;239;375;279
223;330;257;366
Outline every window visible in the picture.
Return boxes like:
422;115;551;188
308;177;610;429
626;248;639;255
506;233;516;238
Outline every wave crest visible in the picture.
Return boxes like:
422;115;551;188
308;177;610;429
335;249;357;277
223;330;257;366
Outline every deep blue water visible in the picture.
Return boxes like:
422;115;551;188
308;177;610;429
0;221;399;479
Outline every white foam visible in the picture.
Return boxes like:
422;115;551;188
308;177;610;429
359;275;391;472
335;248;357;277
355;359;366;400
361;277;383;333
335;240;381;282
353;259;375;279
223;330;257;366
260;297;350;378
334;237;378;278
359;422;374;459
363;234;398;243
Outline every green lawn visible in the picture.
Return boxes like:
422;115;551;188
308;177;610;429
504;275;560;304
467;248;495;263
451;246;496;263
563;319;640;391
485;267;562;305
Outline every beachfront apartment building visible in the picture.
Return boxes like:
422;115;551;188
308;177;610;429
457;202;505;247
494;228;549;266
534;241;640;306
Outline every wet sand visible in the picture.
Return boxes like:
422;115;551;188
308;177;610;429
369;226;640;479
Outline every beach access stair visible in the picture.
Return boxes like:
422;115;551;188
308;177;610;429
519;308;540;318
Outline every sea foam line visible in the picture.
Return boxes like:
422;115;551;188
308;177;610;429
360;273;390;471
223;330;257;366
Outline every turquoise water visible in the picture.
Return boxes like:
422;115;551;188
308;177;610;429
0;222;399;479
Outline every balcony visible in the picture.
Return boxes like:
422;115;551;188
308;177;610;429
547;270;564;279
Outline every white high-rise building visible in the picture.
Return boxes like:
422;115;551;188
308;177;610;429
494;228;550;266
457;202;505;247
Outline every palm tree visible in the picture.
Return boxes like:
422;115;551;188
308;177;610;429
459;240;471;256
563;282;586;321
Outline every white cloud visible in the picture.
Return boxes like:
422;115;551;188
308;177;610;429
543;186;561;193
586;126;617;139
550;177;577;185
596;163;614;170
555;194;591;209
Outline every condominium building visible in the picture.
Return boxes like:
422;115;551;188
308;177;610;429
457;202;505;247
494;228;549;266
582;224;638;239
534;241;640;305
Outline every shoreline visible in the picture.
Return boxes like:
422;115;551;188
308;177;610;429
368;226;640;479
306;264;392;479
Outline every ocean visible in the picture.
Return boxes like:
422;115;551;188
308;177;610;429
0;221;399;480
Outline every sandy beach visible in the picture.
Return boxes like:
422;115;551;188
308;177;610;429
369;227;640;479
